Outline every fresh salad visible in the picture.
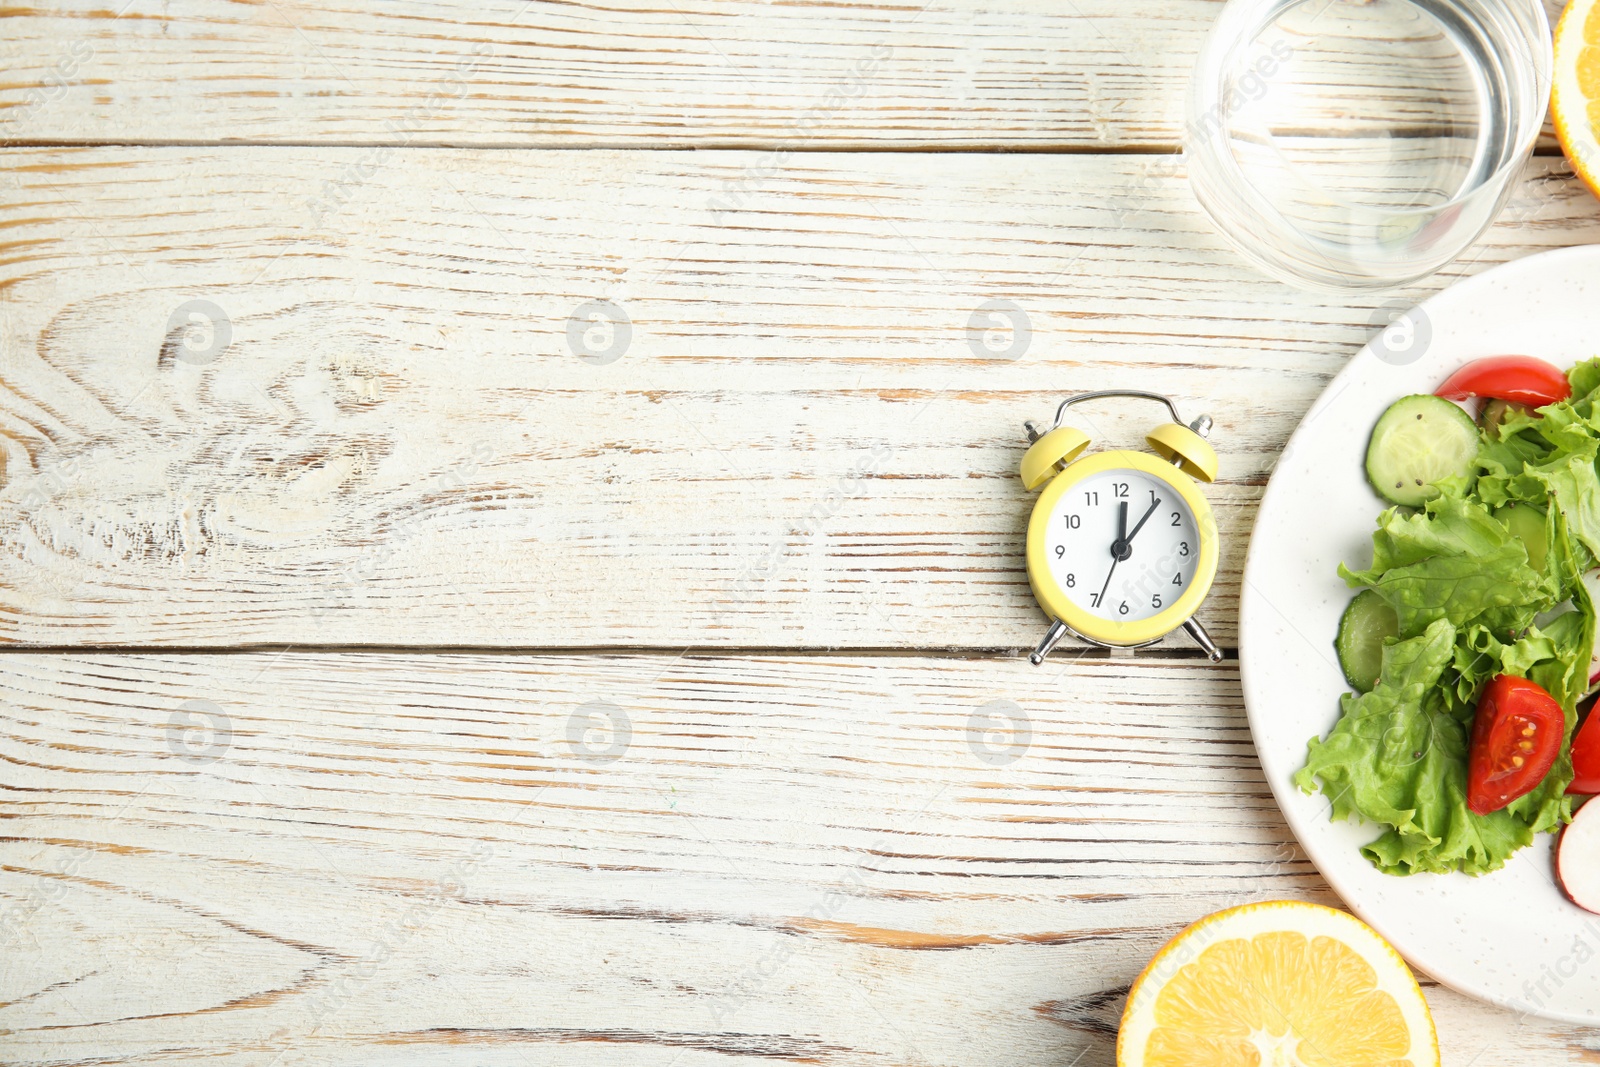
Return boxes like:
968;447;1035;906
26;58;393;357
1295;355;1600;891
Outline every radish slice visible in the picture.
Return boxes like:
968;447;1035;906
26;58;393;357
1558;801;1600;914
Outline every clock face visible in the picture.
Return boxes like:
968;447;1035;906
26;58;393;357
1043;467;1203;623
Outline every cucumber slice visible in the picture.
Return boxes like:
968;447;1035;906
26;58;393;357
1494;501;1548;573
1336;590;1399;693
1364;394;1479;507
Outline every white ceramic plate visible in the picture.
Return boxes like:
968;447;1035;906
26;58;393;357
1240;244;1600;1025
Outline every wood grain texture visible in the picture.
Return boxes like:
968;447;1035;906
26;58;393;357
0;651;1594;1065
2;147;1598;649
0;0;1568;149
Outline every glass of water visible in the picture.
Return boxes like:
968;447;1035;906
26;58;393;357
1186;0;1552;292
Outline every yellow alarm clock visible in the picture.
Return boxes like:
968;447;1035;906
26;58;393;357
1020;390;1222;665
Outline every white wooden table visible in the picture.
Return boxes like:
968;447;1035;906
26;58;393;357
3;2;1600;1063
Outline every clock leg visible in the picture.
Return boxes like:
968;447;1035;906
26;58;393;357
1184;618;1224;662
1029;620;1070;666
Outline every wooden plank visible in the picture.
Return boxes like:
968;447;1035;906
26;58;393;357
2;147;1598;649
0;0;1568;149
0;0;1213;148
0;651;1592;1064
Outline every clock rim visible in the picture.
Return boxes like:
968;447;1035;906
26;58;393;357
1025;449;1219;646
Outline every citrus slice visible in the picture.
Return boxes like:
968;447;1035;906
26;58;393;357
1117;901;1439;1067
1553;0;1600;199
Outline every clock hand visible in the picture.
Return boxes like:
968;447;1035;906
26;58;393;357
1097;501;1128;607
1095;555;1119;608
1123;496;1162;548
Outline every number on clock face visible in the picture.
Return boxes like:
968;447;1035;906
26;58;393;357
1047;469;1200;622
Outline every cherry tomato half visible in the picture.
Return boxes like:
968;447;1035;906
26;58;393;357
1468;674;1564;815
1568;697;1600;796
1435;356;1571;408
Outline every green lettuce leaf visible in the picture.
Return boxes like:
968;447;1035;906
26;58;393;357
1338;491;1547;639
1568;356;1600;401
1526;450;1600;564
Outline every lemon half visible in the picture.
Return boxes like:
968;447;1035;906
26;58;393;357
1554;0;1600;200
1117;901;1440;1067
